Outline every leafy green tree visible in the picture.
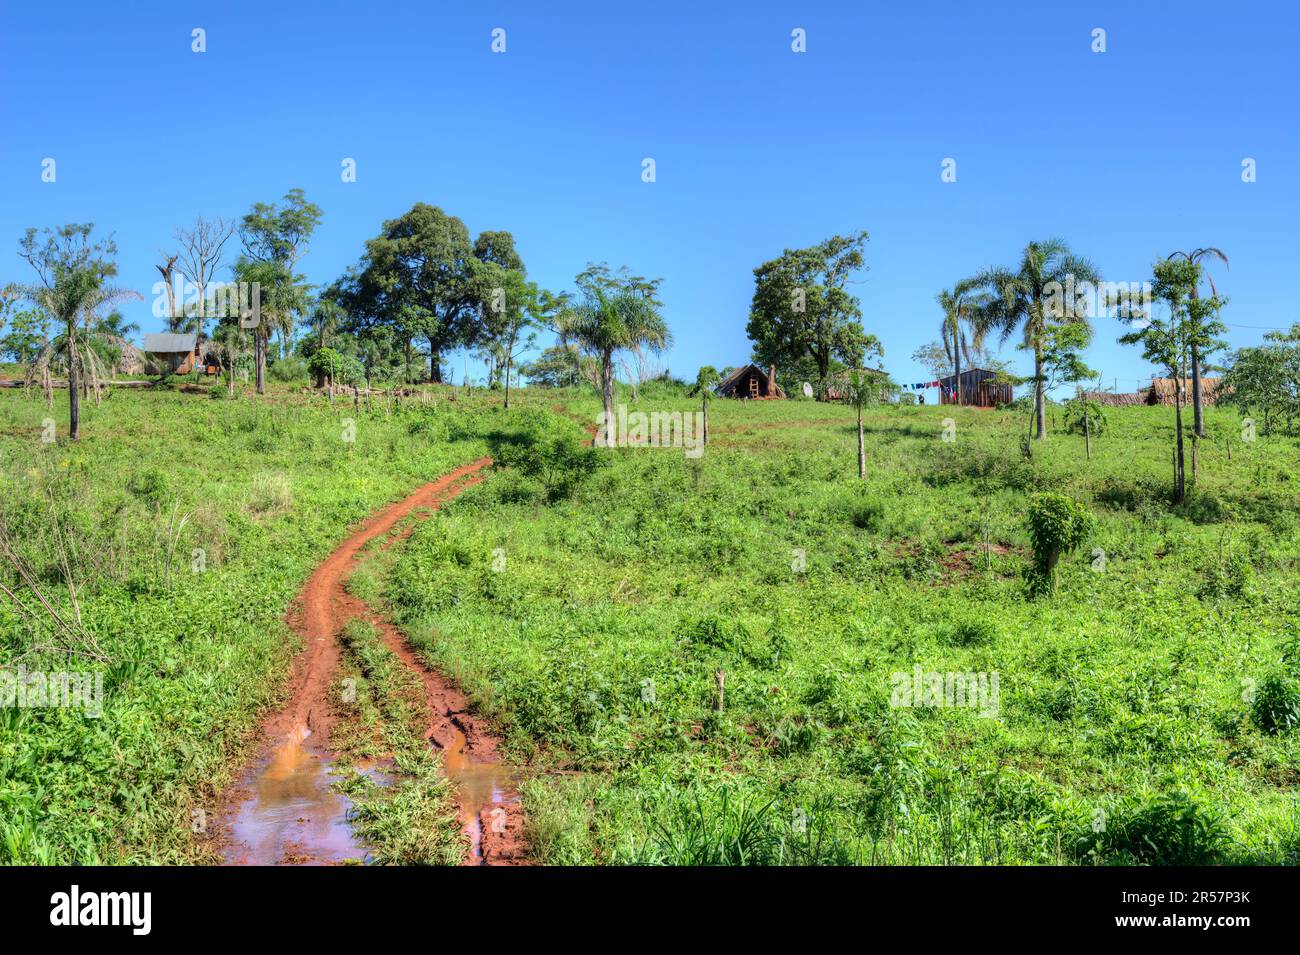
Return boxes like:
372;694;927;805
1222;324;1300;435
553;264;671;444
473;258;545;408
838;369;886;479
519;344;586;388
347;203;487;384
92;310;141;376
746;232;880;399
15;224;140;439
965;238;1101;439
237;189;322;393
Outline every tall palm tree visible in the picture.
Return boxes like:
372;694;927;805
965;239;1101;439
18;281;139;439
936;281;991;405
554;267;671;446
1167;247;1228;437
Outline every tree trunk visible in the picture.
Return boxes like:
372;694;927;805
1173;381;1186;503
67;334;81;441
1033;344;1046;439
1191;344;1206;438
954;330;962;406
504;355;512;409
857;402;866;479
427;340;442;383
255;333;266;395
600;355;615;447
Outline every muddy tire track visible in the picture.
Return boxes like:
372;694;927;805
214;458;527;866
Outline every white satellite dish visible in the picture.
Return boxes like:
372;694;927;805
801;381;814;398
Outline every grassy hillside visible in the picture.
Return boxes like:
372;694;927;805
0;385;492;862
2;383;1297;864
376;394;1300;864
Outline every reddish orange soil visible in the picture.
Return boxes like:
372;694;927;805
215;458;527;866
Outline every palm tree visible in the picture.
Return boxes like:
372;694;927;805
554;266;671;446
965;239;1101;439
1167;247;1228;437
93;310;141;377
936;281;991;405
17;225;139;440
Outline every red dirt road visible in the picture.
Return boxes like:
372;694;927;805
216;458;527;865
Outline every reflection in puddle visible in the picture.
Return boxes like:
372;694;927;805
223;728;367;866
438;721;517;864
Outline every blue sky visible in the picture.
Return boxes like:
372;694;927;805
2;1;1297;393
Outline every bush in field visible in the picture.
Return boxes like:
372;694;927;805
1251;673;1300;735
1074;791;1229;865
1026;492;1093;593
487;421;603;501
306;347;362;388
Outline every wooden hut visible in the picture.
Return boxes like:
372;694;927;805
142;332;199;375
715;363;786;399
937;368;1013;407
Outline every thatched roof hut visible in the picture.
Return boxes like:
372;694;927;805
1146;377;1225;406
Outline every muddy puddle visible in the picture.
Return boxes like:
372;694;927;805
438;720;518;865
222;727;369;866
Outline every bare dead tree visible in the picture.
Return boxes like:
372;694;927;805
175;217;236;352
157;253;179;330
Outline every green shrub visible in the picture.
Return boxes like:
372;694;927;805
1026;492;1093;593
1075;792;1229;865
1252;673;1300;734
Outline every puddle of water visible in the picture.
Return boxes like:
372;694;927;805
223;728;368;866
438;723;517;864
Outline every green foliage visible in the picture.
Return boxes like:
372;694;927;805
1026;492;1093;589
746;232;882;395
485;416;604;501
1063;396;1107;436
1252;674;1300;735
306;347;363;387
1074;791;1229;865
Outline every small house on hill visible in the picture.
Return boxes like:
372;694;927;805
938;368;1013;407
142;332;199;375
1146;377;1224;406
715;363;786;399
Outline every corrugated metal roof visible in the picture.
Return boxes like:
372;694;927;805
142;333;197;353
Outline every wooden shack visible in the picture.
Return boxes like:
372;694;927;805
715;363;786;399
142;332;199;375
937;368;1013;407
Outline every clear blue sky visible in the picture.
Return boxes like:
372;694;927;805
2;1;1297;393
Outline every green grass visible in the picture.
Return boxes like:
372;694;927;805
331;619;464;865
0;385;493;863
3;381;1298;865
376;393;1300;865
